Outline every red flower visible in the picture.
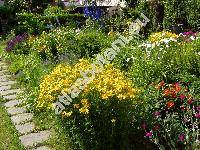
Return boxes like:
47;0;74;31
187;98;194;105
160;80;165;86
164;89;171;97
153;124;160;131
180;106;186;111
167;101;175;108
174;83;181;93
171;90;177;98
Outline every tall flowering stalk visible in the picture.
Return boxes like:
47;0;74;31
5;33;28;52
83;0;102;21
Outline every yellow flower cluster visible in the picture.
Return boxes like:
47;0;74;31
79;99;90;115
149;31;179;43
37;59;138;110
92;64;137;100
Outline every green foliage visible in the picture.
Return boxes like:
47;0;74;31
113;32;200;87
139;81;199;149
43;5;65;16
16;11;84;35
163;0;200;30
76;28;113;58
6;0;30;13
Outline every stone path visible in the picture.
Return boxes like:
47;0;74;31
0;61;51;150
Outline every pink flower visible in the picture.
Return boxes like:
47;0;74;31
145;131;153;137
179;94;186;100
195;113;200;119
153;111;161;117
178;133;185;141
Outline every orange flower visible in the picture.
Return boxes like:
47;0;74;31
164;89;171;96
174;83;181;93
166;101;175;108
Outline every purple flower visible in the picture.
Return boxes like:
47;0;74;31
183;31;196;36
145;131;153;137
178;133;185;141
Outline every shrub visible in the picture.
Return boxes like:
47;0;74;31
37;59;141;149
114;31;200;86
16;11;85;35
163;0;200;31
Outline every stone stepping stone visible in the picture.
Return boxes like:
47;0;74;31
15;122;35;135
0;80;16;86
7;107;27;115
33;146;51;150
0;70;9;75
0;66;7;70
1;89;20;96
4;100;22;108
0;75;12;79
0;85;11;91
3;94;17;100
11;113;33;125
19;130;51;148
0;78;10;82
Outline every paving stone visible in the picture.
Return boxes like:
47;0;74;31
0;75;12;79
33;146;51;150
0;70;9;75
0;80;16;86
0;66;7;70
11;113;33;125
19;130;51;148
15;122;35;135
1;89;20;96
4;99;22;108
0;78;9;82
7;107;27;115
0;85;11;91
3;94;17;100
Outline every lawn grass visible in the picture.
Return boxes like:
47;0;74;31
0;99;24;150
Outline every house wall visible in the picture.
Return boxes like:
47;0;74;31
61;0;126;7
0;0;4;6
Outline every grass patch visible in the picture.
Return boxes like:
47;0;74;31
0;98;24;150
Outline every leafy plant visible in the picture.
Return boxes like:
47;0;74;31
139;81;199;149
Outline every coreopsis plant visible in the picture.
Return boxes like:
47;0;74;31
140;81;199;149
37;59;139;149
149;31;179;44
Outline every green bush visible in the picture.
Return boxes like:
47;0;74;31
163;0;200;30
16;11;85;35
113;32;200;87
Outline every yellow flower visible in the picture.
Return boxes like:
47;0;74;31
62;111;73;117
73;104;80;109
79;107;89;115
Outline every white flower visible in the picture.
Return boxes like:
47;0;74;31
190;36;195;41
